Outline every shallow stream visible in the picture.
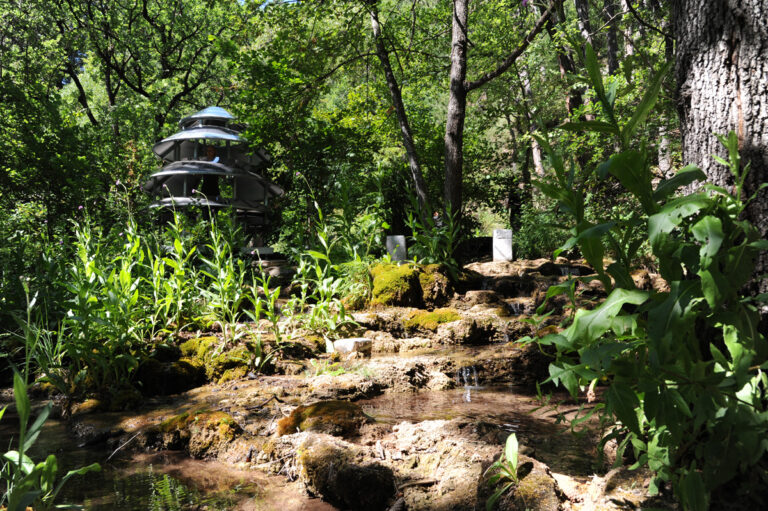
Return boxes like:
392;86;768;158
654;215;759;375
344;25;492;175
359;384;598;476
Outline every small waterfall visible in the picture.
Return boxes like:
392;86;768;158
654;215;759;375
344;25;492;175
507;302;522;315
457;366;479;387
481;279;490;290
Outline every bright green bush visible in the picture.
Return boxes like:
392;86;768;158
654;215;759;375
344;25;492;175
535;46;768;511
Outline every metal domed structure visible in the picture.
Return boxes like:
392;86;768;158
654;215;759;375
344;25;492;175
142;107;283;236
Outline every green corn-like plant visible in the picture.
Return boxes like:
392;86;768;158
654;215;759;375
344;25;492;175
161;211;200;332
198;213;246;343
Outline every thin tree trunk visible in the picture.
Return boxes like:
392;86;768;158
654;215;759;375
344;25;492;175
519;66;544;177
574;0;592;45
673;0;768;305
444;0;469;215
620;0;635;56
603;0;619;74
368;2;429;211
541;3;583;115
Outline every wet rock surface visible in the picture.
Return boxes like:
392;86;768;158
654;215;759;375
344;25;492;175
7;258;680;511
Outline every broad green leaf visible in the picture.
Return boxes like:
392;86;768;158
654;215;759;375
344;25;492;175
648;280;701;342
606;382;641;435
699;268;729;309
680;469;707;511
622;61;671;145
648;194;710;250
504;433;518;472
605;150;655;213
306;250;330;262
4;450;36;475
24;401;52;451
556;221;614;255
13;371;30;431
40;454;58;493
691;216;724;265
565;288;648;343
667;389;693;419
653;165;706;202
548;363;580;397
50;462;102;503
584;44;616;126
606;261;635;290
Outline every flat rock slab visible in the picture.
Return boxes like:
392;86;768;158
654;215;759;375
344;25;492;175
330;338;373;355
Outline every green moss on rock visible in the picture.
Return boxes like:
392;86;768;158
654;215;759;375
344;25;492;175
155;409;242;458
177;336;255;384
370;263;422;307
419;264;453;307
277;400;370;437
404;308;461;332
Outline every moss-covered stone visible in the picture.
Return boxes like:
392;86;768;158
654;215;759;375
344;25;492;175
108;385;143;411
70;398;104;416
419;264;453;307
136;357;205;396
219;366;248;383
179;336;217;360
370;263;422;307
155;409;242;458
277;400;371;437
177;336;256;384
404;308;461;332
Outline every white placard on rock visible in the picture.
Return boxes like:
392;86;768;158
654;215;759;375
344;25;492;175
493;229;514;261
329;338;373;355
386;235;407;261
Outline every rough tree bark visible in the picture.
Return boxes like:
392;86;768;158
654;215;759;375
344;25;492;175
368;2;430;211
673;0;768;303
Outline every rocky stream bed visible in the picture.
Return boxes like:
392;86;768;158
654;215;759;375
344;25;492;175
1;258;674;510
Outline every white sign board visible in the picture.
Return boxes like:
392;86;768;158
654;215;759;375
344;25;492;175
386;235;407;261
493;229;514;261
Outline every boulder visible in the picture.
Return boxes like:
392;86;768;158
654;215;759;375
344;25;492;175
419;264;453;307
135;358;205;396
297;434;396;511
146;409;242;458
277;400;371;437
370;263;423;307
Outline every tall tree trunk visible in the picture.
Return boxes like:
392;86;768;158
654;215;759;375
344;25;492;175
620;0;635;56
603;0;619;74
673;0;768;305
368;2;430;211
541;2;583;115
444;0;469;215
574;0;592;45
518;66;544;177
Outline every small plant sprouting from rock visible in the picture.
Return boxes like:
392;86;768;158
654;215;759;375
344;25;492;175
484;433;520;511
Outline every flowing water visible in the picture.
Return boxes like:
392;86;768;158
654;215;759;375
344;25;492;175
0;405;333;510
358;384;598;476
